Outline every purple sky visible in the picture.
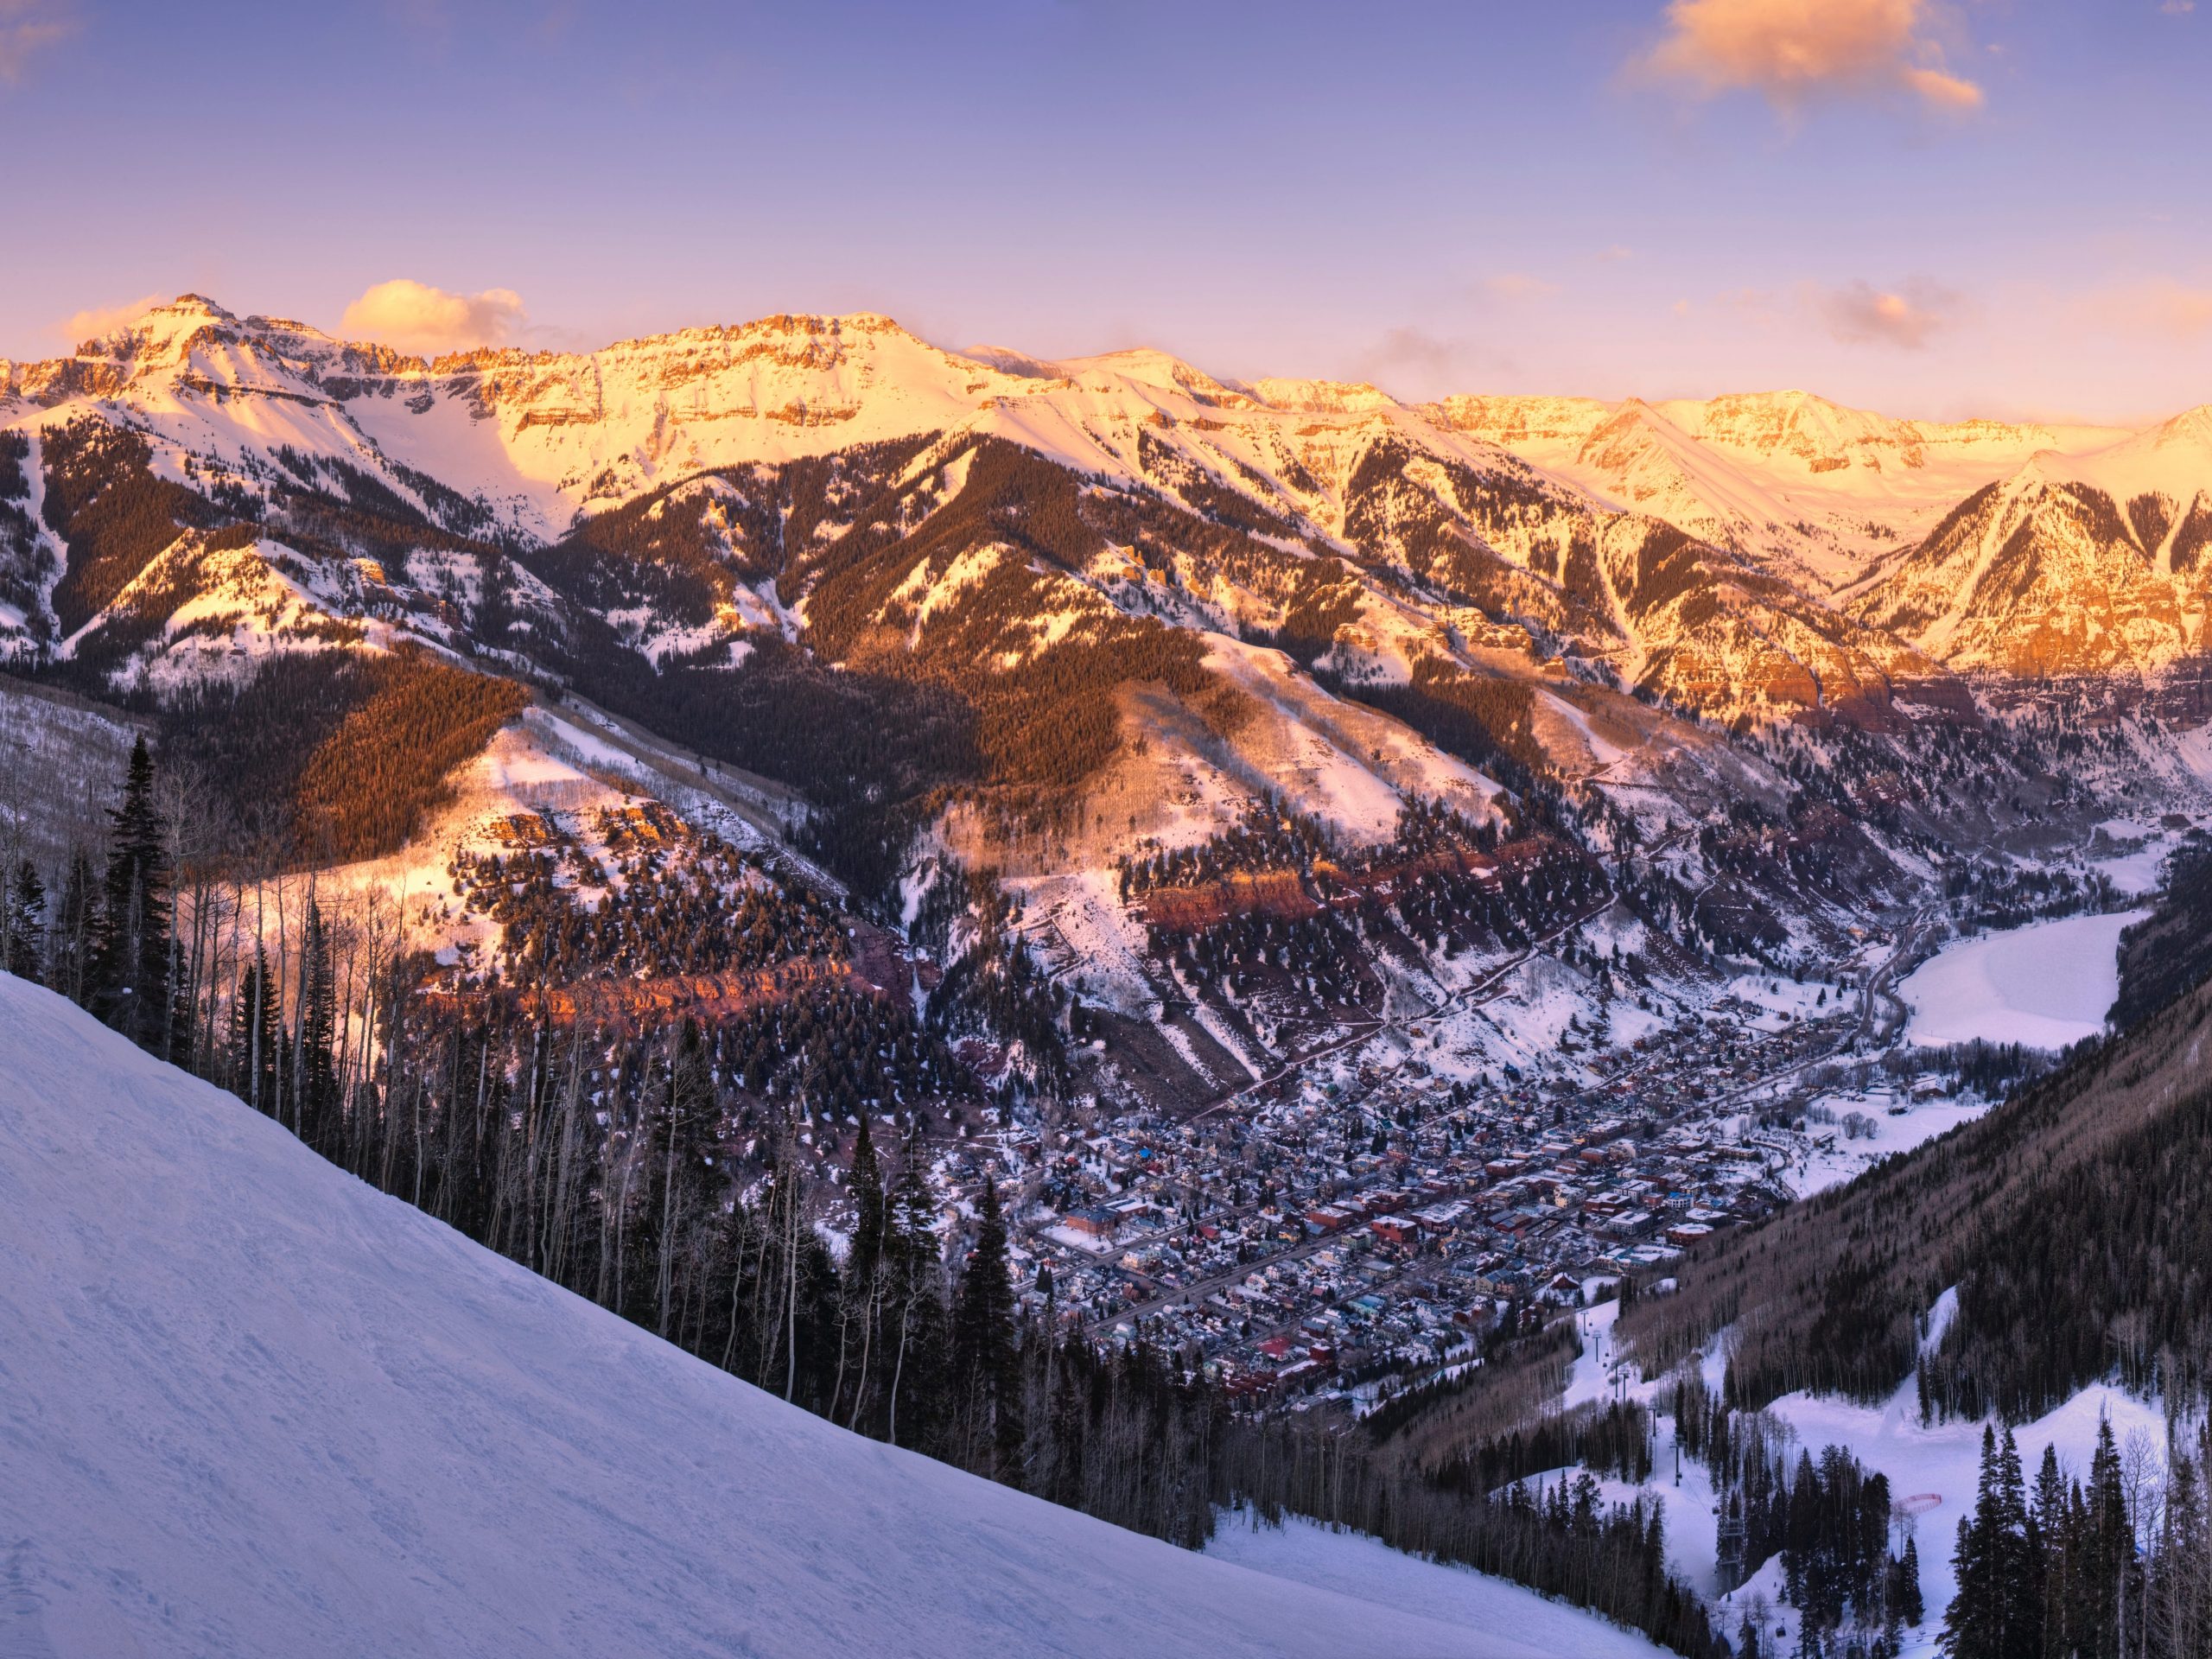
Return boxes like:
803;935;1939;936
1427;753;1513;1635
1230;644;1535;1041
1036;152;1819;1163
3;0;2210;423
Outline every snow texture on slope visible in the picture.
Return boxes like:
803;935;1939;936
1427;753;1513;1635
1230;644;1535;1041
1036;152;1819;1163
0;973;1581;1659
1205;1513;1668;1658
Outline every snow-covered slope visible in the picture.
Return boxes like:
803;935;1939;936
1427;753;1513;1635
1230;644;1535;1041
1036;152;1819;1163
0;972;1621;1659
1431;390;2129;589
14;287;2212;912
1850;410;2212;677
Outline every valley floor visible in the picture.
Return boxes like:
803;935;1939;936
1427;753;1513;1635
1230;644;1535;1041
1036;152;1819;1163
1898;907;2145;1051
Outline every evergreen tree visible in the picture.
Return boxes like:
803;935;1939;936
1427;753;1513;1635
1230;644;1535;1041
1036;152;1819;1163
1946;1427;2004;1659
90;736;172;1052
1992;1427;2040;1659
1896;1533;1923;1628
952;1173;1022;1478
294;897;340;1145
834;1112;887;1429
4;858;46;982
2033;1453;2073;1658
883;1139;947;1452
848;1113;886;1290
229;947;281;1115
1943;1426;2042;1659
2084;1416;2128;1656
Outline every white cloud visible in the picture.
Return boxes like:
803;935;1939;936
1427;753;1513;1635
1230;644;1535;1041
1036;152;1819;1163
1642;0;1983;115
339;279;527;354
1811;278;1955;348
56;291;166;348
0;0;73;85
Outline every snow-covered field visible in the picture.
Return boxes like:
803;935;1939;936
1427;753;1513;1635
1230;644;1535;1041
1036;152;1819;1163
1204;1513;1668;1658
1765;1367;2166;1655
1783;1091;1991;1196
1898;910;2145;1049
1532;1296;2170;1659
0;973;1620;1659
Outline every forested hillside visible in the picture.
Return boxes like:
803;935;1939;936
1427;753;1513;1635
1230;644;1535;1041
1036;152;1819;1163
1623;957;2212;1423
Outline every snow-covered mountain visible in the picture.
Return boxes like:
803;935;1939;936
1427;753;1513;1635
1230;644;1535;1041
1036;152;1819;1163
0;296;1997;728
1847;406;2212;679
1431;389;2130;589
7;296;2187;711
3;295;2207;1014
0;970;1642;1659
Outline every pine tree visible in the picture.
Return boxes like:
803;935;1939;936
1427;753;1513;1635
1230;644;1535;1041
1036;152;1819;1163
848;1113;886;1289
1897;1533;1923;1627
2084;1415;2128;1658
229;947;281;1115
884;1138;947;1453
835;1112;887;1430
1945;1427;2003;1659
90;736;172;1052
4;858;46;982
295;897;340;1146
952;1173;1022;1479
1943;1425;2044;1659
1992;1427;2040;1659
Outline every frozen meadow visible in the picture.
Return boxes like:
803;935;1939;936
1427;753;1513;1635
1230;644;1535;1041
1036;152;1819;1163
1898;909;2144;1051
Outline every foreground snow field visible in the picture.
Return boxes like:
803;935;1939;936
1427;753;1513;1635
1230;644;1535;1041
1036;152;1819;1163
1204;1514;1668;1658
0;974;1625;1659
1898;909;2144;1049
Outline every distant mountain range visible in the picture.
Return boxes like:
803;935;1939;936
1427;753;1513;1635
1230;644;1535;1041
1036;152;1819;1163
13;295;2212;709
1;296;2200;1003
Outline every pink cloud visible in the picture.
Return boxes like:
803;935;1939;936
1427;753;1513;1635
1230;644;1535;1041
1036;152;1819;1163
55;291;166;349
0;0;73;85
1642;0;1983;116
339;279;527;353
1811;279;1955;348
1482;272;1561;301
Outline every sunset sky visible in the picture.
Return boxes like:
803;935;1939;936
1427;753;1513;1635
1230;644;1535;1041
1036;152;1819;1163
4;0;2210;423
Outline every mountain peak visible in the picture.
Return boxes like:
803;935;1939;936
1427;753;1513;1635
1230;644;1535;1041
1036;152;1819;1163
1056;346;1254;408
2145;403;2212;451
77;292;239;358
1250;378;1401;415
